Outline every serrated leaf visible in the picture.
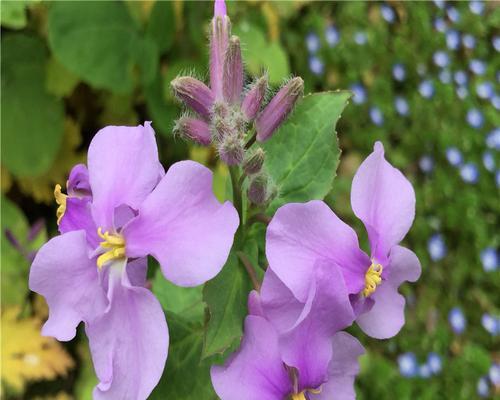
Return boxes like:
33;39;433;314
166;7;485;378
202;252;252;358
262;91;350;213
1;34;65;177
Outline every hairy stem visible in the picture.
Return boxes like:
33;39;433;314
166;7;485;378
237;251;261;291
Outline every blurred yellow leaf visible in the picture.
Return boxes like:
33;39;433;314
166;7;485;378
1;307;74;393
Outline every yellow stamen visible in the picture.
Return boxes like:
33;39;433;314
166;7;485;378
308;387;322;395
363;262;383;297
96;228;126;269
291;392;307;400
54;184;67;225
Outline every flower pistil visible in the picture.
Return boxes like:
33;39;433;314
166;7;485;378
54;184;67;225
363;262;383;297
96;228;126;269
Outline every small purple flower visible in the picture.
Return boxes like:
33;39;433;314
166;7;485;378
433;51;450;68
427;353;442;374
210;0;230;100
446;147;463;167
30;123;239;399
456;86;468;100
428;233;447;261
354;31;367;45
486;128;500;150
460;162;479;183
433;0;445;9
381;4;396;23
470;59;487;75
446;30;460;50
325;25;340;47
477;376;489;398
490;363;500;385
306;32;320;53
395;96;410;116
466;108;484;128
419;155;434;173
476;81;494;99
398;353;418;378
267;142;420;339
493;35;500;52
482;151;495;172
419;80;435;99
481;247;498;272
446;6;460;23
309;55;324;75
419;363;432;379
469;1;485;15
449;307;466;334
462;34;476;49
351;83;367;105
434;17;447;33
481;313;499;335
392;63;406;81
491;95;500;110
496;170;500;188
370;106;384;126
454;70;468;86
439;69;452;84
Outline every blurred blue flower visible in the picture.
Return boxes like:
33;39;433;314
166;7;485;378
466;108;484;128
446;6;460;23
449;307;466;334
486;128;500;150
392;63;406;81
434;17;447;33
456;86;468;100
381;4;396;23
395;96;409;116
490;363;500;386
439;69;452;84
470;59;486;75
350;83;367;105
306;32;320;53
325;25;340;47
446;30;460;50
477;376;489;398
419;364;432;379
482;151;495;172
469;1;485;15
308;56;324;76
496;170;500;188
433;50;450;68
454;70;468;86
460;162;479;184
493;35;500;52
476;81;494;99
419;155;434;173
481;247;498;272
398;353;418;378
427;353;442;375
481;313;499;336
462;34;476;49
428;233;447;261
354;31;367;45
419;80;434;98
369;106;384;126
433;0;445;9
491;95;500;110
446;147;463;166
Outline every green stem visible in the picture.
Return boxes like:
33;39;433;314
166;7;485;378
229;166;244;235
237;251;261;291
245;132;257;149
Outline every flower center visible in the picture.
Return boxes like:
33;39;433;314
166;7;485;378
363;262;383;297
54;184;67;225
96;228;126;269
291;387;321;400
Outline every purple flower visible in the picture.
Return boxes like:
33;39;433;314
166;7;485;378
493;35;500;52
476;81;494;99
370;106;384;126
446;30;460;50
266;142;420;339
381;4;396;23
392;63;406;81
477;376;489;398
306;32;320;53
486;128;500;150
419;80;435;98
490;363;500;385
350;83;367;104
439;69;452;84
210;0;230;100
481;313;499;335
398;353;418;378
419;155;434;173
462;34;476;49
428;233;447;261
496;170;500;188
427;353;442;374
325;25;340;47
419;363;432;379
309;56;325;75
492;95;500;110
456;86;468;100
466;108;484;128
454;70;468;86
482;151;495;172
446;147;463;166
470;59;486;75
446;6;460;23
30;123;239;399
469;1;485;15
354;31;367;45
434;0;445;9
434;17;447;33
481;247;498;272
433;51;450;68
460;162;479;183
211;268;363;399
449;307;466;334
395;96;410;116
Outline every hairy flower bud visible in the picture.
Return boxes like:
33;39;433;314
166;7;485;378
247;173;269;205
218;134;244;166
243;148;265;175
255;77;304;142
171;77;215;118
174;116;212;146
223;36;244;104
210;0;231;100
242;75;268;121
212;115;233;142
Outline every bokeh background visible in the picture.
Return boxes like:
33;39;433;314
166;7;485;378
1;0;499;399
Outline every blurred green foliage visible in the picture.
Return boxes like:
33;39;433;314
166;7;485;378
1;0;499;399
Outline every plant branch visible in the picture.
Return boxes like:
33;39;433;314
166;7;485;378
237;251;261;291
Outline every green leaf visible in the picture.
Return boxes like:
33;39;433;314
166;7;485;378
0;0;34;30
262;91;350;213
45;57;80;98
47;1;158;94
149;314;218;399
1;34;65;177
202;252;252;359
146;0;176;54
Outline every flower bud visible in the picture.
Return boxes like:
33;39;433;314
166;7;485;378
218;134;244;165
243;148;265;175
174;116;211;146
210;0;231;100
247;173;269;205
223;36;243;104
242;75;268;120
212;115;233;142
171;77;214;118
255;77;304;142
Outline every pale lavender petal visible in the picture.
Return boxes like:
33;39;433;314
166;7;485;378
210;315;292;400
310;332;364;400
214;0;226;16
124;160;239;287
67;163;91;199
88;122;159;231
29;231;107;341
59;197;99;248
210;3;230;100
351;141;415;264
247;290;264;317
387;245;421;286
266;200;369;302
87;261;168;400
126;257;148;287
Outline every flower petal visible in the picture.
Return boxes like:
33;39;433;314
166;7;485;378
88;122;160;230
266;200;369;301
59;197;99;248
124;160;239;287
351;142;415;263
29;231;106;341
210;315;292;400
67;163;91;198
387;245;421;286
126;257;148;287
87;261;168;400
